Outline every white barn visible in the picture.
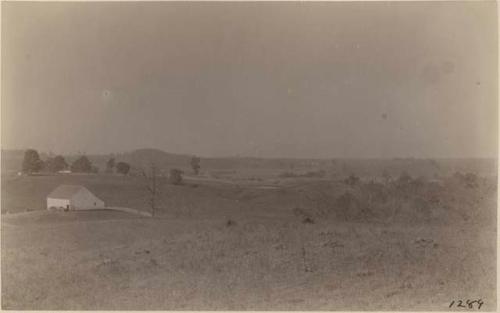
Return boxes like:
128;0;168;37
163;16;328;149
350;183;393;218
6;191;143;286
47;185;105;211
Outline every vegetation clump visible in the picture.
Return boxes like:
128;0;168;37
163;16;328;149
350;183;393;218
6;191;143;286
44;155;68;173
22;149;43;174
169;169;184;185
190;156;201;175
70;156;93;173
344;174;360;186
279;170;326;178
116;162;131;175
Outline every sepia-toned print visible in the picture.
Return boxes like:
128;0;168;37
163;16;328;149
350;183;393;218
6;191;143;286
1;1;497;311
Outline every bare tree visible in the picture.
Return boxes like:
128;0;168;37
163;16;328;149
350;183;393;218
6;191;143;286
142;163;165;217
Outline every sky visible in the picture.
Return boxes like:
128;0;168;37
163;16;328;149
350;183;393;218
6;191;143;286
2;1;498;158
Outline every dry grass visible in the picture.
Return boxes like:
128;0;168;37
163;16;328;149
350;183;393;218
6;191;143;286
1;170;496;310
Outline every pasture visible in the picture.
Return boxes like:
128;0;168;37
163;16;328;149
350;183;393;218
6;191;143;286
1;167;497;310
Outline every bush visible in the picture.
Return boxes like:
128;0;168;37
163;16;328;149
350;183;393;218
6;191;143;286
280;170;326;178
344;174;360;186
116;162;131;175
464;172;479;188
452;171;479;188
302;217;315;224
169;169;184;185
398;171;412;185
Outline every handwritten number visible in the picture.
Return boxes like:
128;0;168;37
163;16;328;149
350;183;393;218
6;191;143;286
478;299;483;310
449;299;484;310
466;300;473;309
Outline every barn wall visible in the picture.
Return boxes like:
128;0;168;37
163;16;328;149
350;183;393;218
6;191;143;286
71;189;105;210
47;198;70;209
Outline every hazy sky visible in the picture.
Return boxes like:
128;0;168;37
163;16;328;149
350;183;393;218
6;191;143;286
2;2;498;158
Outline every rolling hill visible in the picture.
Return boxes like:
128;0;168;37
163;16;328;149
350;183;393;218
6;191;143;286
2;148;497;179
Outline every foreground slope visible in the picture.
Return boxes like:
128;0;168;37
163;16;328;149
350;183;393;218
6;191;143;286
2;210;495;310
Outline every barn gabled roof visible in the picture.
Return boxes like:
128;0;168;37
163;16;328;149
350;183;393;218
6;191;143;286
47;184;89;199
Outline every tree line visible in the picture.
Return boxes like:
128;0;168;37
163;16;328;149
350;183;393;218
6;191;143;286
21;149;202;178
21;149;131;175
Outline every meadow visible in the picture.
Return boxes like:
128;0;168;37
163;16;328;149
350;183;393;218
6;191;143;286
1;160;497;310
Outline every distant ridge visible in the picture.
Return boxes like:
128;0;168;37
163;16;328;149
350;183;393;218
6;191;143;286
121;148;191;169
1;148;497;177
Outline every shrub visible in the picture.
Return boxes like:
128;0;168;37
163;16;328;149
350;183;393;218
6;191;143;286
116;162;131;175
169;169;184;185
398;171;412;185
464;172;479;188
452;171;479;188
279;170;326;178
302;217;315;224
344;174;360;186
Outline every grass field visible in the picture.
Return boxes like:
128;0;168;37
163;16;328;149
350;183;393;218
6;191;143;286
1;167;497;310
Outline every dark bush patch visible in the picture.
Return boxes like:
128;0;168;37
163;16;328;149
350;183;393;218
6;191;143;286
279;170;326;178
169;169;184;185
302;217;315;224
344;174;360;186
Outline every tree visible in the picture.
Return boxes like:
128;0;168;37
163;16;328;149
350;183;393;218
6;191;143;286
22;149;43;174
169;169;184;185
190;156;201;175
70;155;92;173
116;162;131;175
142;163;165;216
106;158;115;173
45;155;68;172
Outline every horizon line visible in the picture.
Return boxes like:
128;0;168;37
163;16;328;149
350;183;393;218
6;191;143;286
1;147;497;161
